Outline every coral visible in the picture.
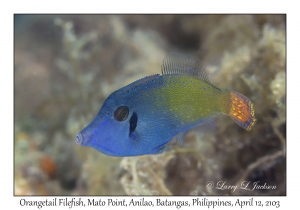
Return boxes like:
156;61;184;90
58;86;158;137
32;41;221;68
120;154;174;195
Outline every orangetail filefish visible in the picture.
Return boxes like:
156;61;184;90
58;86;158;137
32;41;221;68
75;52;256;156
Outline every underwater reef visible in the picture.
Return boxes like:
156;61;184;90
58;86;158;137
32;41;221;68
14;14;285;195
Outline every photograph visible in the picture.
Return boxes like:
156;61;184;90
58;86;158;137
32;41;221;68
14;14;286;196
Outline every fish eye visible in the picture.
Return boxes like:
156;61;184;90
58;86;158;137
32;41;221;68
113;106;129;122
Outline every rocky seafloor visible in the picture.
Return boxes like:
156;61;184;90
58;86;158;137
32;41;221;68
14;14;286;195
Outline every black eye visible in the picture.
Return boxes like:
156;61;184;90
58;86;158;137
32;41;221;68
113;106;129;122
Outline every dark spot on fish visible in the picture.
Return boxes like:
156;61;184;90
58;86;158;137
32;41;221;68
129;112;138;138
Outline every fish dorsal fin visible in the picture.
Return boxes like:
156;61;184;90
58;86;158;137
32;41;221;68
118;74;160;95
161;52;209;82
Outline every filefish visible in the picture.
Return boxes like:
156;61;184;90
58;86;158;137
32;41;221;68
75;52;256;156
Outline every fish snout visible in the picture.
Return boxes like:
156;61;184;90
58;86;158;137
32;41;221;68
75;132;84;145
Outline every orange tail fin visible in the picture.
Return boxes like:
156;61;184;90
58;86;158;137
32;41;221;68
229;91;256;131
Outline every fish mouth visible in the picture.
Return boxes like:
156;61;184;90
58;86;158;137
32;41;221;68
75;132;116;155
75;132;84;145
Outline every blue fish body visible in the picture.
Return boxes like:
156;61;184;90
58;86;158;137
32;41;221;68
75;52;256;156
76;74;194;156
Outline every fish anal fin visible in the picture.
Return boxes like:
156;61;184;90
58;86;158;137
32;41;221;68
168;116;221;148
190;115;222;134
174;131;188;146
150;141;170;154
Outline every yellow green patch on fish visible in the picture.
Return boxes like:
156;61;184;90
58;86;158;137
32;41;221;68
76;52;256;156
